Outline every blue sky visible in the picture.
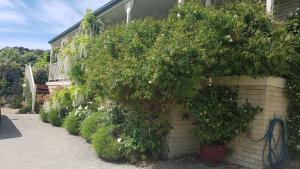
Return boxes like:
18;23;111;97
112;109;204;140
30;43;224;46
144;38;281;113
0;0;111;50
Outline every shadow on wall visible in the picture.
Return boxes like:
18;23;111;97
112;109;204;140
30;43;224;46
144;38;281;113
0;115;22;140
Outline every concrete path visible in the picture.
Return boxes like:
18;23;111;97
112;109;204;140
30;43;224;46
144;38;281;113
0;108;253;169
0;108;138;169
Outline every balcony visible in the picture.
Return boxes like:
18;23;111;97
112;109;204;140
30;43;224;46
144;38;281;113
48;57;71;81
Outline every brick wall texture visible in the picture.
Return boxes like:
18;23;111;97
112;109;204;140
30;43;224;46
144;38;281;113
166;77;287;169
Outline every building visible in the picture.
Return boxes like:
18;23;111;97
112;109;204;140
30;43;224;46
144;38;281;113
45;0;299;168
46;0;300;93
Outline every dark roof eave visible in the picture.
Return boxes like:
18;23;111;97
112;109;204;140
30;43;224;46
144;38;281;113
48;0;122;44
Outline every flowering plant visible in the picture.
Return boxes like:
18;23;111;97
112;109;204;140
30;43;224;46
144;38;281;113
187;85;262;145
73;104;92;120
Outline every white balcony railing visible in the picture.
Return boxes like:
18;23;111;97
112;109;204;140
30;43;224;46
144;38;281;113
25;64;36;114
49;57;71;81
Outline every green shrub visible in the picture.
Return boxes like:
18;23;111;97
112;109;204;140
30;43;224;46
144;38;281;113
18;106;31;114
122;110;170;161
39;109;49;123
92;126;122;161
63;113;81;135
84;1;290;102
187;86;262;145
63;105;91;135
10;96;22;109
48;109;65;127
80;112;108;142
51;87;75;112
286;8;300;157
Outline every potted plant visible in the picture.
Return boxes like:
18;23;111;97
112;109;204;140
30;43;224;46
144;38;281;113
187;85;261;166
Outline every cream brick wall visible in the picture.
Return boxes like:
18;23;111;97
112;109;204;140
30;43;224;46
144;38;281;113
216;77;287;169
276;0;300;20
167;104;199;157
166;77;287;169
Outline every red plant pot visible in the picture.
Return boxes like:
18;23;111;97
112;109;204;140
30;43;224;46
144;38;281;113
200;144;225;166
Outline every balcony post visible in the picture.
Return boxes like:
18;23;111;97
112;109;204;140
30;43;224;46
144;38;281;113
125;0;134;24
266;0;274;17
205;0;211;7
50;47;54;64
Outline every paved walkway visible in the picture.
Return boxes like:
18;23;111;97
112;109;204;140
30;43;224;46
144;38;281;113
0;108;138;169
4;108;292;169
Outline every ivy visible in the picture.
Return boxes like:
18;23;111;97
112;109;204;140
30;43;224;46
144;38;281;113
186;86;262;145
286;8;300;157
84;1;290;101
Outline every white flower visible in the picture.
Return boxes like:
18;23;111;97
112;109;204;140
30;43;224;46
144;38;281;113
85;106;88;110
98;106;105;111
117;138;122;143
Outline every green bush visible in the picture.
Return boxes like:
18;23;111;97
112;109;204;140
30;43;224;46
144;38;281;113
80;112;108;142
92;126;122;161
18;106;31;114
39;109;49;123
286;8;300;157
84;1;290;102
63;106;91;135
63;113;81;135
121;110;171;161
51;87;74;112
187;86;262;145
10;96;22;109
48;109;65;127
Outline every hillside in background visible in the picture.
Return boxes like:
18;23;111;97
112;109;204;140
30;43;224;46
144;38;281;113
0;47;50;106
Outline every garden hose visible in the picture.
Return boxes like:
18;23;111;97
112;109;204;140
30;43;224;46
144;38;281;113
255;117;289;169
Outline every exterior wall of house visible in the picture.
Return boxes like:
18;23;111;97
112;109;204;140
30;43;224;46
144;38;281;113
167;104;199;157
276;0;300;19
166;76;287;169
46;81;72;95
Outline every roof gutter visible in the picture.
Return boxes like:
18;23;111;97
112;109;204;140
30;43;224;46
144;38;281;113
48;0;123;44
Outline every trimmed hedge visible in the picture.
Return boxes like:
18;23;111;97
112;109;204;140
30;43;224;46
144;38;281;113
48;109;65;127
39;109;49;123
80;112;107;142
63;113;82;135
92;126;122;161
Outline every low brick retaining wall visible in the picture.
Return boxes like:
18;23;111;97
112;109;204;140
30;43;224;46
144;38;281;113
166;76;287;169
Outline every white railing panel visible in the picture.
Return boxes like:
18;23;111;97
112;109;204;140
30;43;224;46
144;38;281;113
25;64;36;114
49;56;71;81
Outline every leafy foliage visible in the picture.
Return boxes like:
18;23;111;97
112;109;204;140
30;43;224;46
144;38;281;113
18;105;31;114
43;1;299;161
63;105;92;135
80;112;108;142
187;86;261;145
48;108;66;127
84;1;290;102
0;47;48;98
84;19;163;100
92;126;122;161
286;8;300;157
39;108;49;123
120;110;171;161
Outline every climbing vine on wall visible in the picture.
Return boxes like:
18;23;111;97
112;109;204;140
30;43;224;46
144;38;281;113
286;8;300;157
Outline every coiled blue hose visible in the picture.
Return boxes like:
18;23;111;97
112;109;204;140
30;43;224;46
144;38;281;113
257;117;289;169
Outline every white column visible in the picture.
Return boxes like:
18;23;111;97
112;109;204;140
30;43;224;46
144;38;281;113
125;0;134;24
50;47;54;64
266;0;274;16
205;0;211;7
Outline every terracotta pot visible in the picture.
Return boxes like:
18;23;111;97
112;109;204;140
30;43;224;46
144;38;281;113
200;144;225;166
